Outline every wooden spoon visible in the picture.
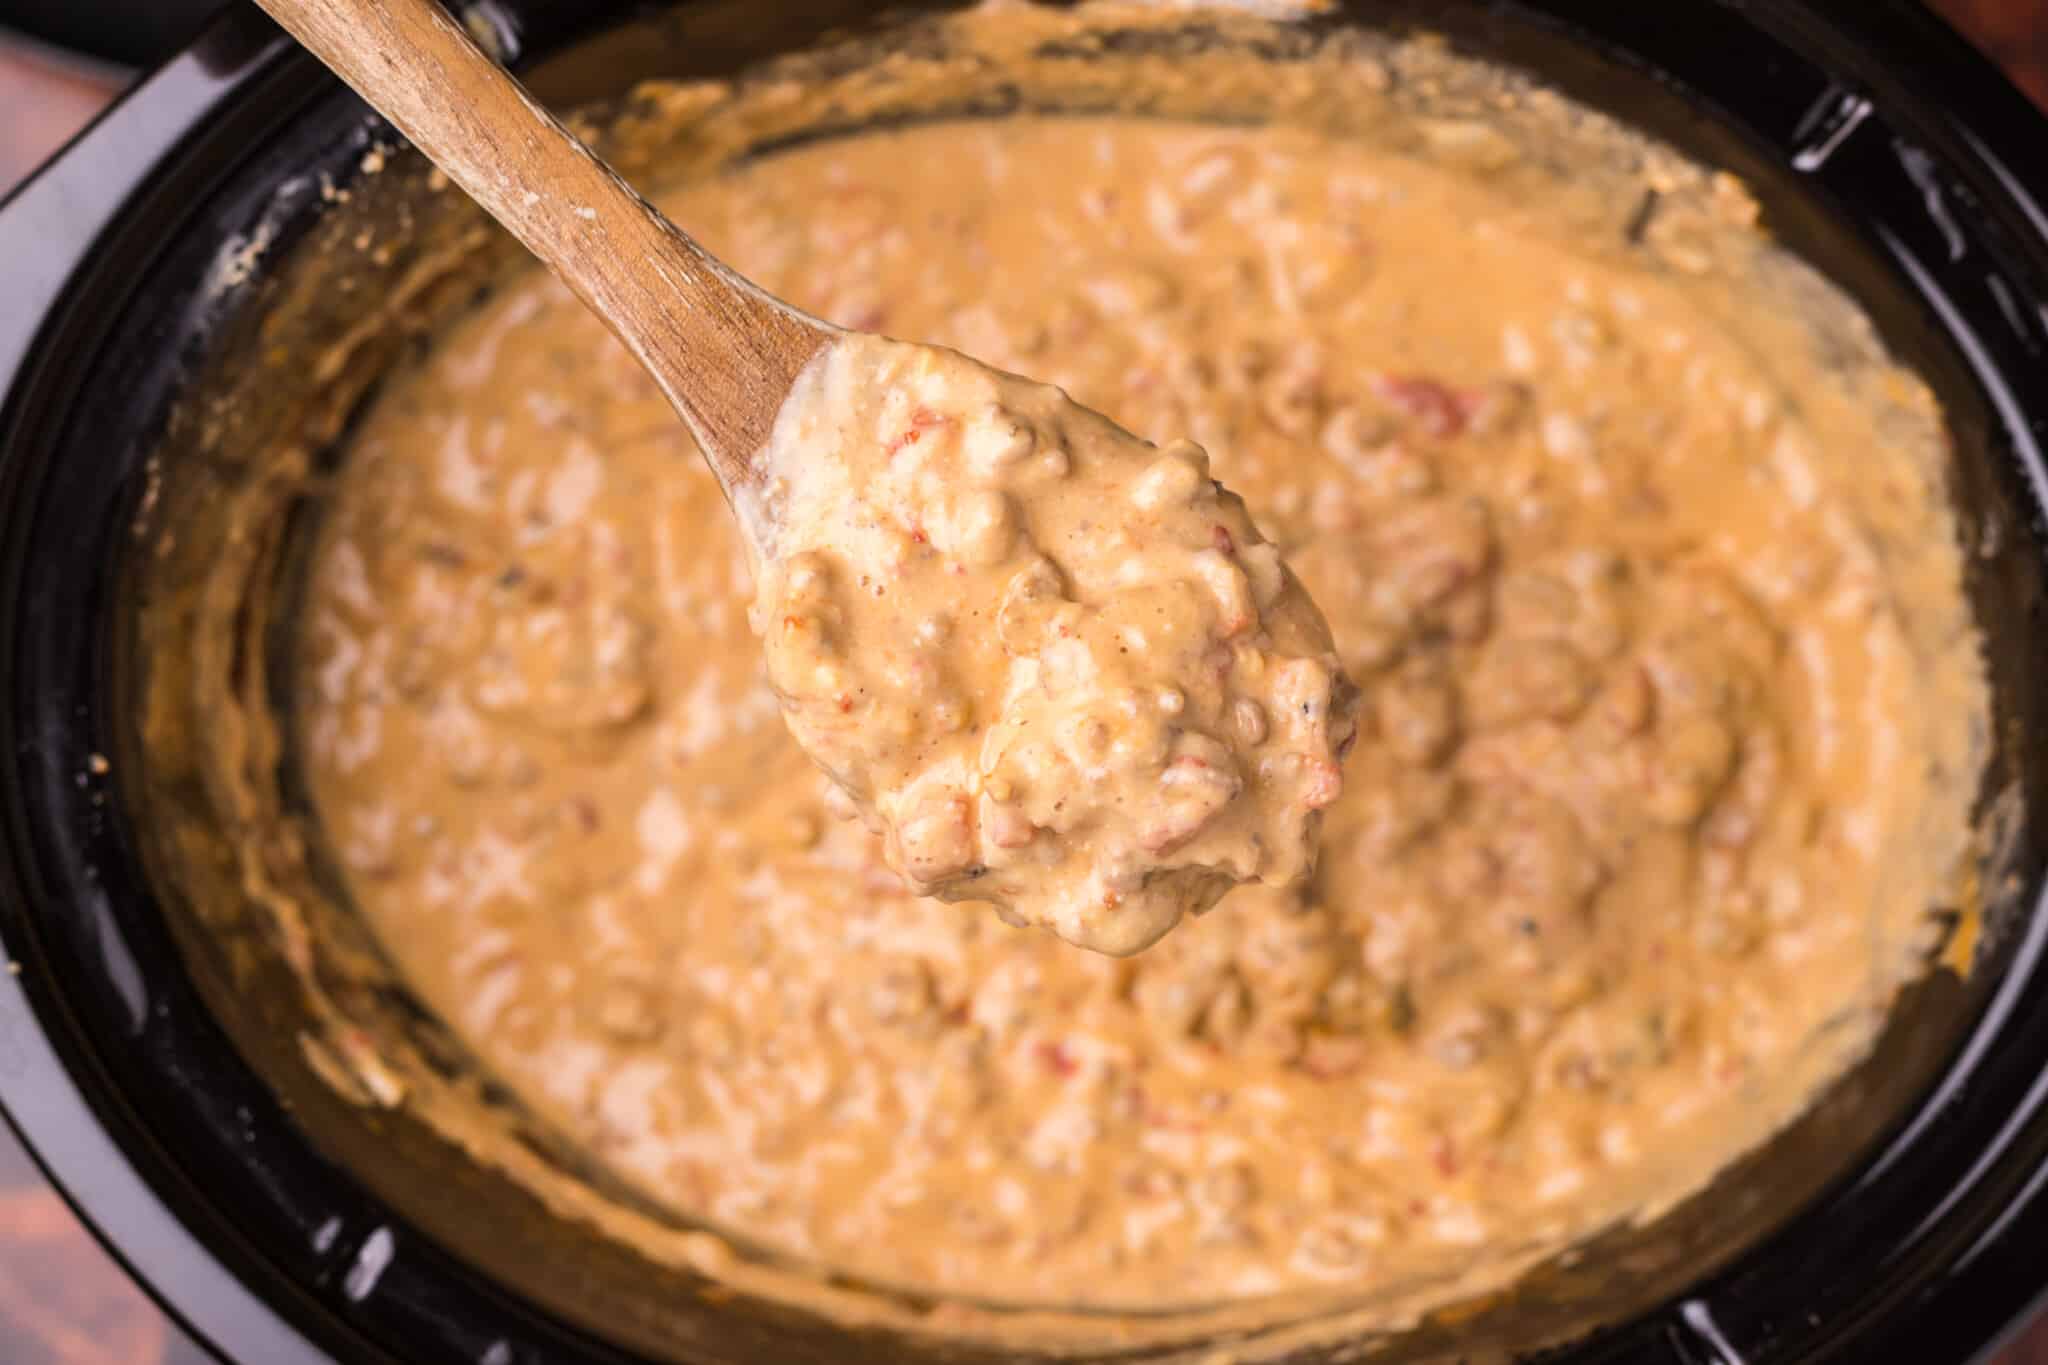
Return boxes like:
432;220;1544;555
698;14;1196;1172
251;0;835;503
253;0;1363;958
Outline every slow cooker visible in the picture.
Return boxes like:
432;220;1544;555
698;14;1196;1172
3;1;2048;1361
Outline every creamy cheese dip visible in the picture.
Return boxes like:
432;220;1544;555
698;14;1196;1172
239;9;1983;1350
748;335;1355;953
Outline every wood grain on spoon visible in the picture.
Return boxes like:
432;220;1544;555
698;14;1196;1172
251;0;834;500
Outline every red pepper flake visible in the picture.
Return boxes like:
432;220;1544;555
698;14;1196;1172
566;797;600;833
1037;1040;1079;1077
836;694;855;714
1211;524;1236;555
1371;373;1470;440
884;406;949;458
909;526;929;546
1298;757;1343;810
1432;1136;1460;1178
1140;1098;1202;1132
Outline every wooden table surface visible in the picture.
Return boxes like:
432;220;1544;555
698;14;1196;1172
1;3;2045;1362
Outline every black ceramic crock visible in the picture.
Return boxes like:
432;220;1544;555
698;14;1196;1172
3;2;2048;1362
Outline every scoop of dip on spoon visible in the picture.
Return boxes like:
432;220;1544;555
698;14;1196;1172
255;0;1359;954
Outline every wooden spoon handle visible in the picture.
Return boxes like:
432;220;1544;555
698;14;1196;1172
252;0;832;489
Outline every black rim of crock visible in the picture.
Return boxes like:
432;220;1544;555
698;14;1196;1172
1;2;2047;1362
